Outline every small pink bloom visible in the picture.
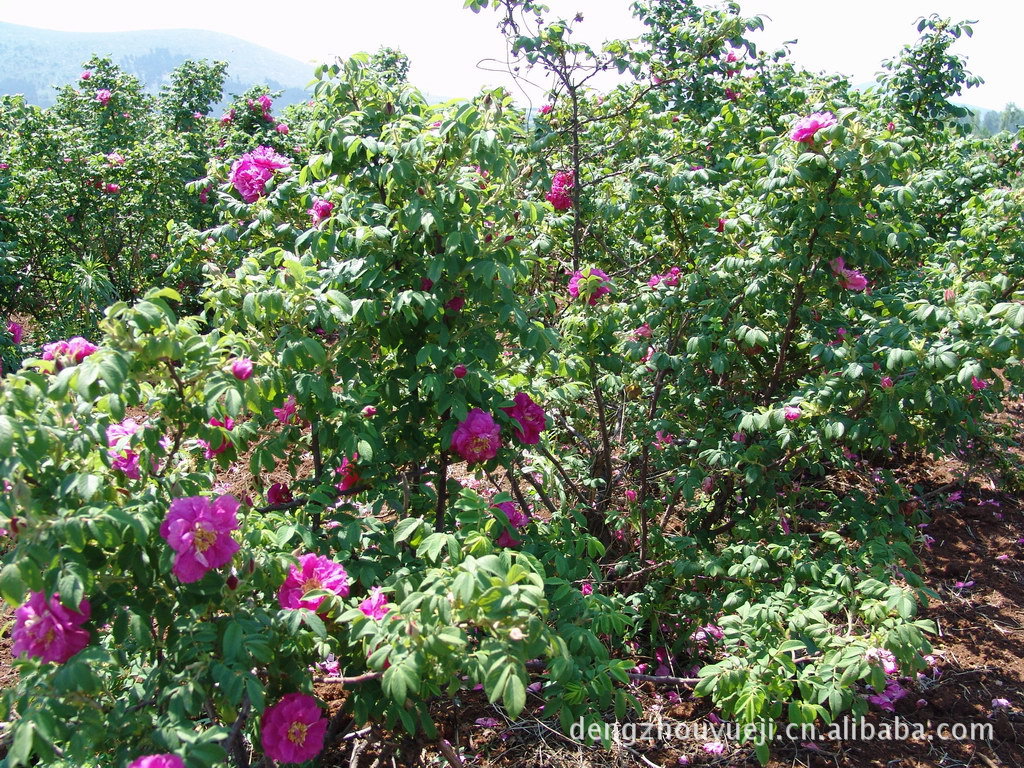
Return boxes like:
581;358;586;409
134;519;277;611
278;553;350;611
276;123;290;134
7;320;23;345
80;71;91;80
230;358;254;380
538;104;553;115
501;392;547;445
267;483;292;505
127;756;185;768
420;277;434;291
260;693;327;764
494;501;530;529
445;296;465;312
783;406;802;421
104;183;120;194
790;111;837;143
453;364;467;379
702;741;726;755
971;376;988;391
451;409;501;464
496;529;521;548
308;198;333;226
220;109;235;125
359;586;389;620
546;170;574;210
568;267;611;305
95;89;112;106
880;376;894;388
580;582;593;596
624;488;638;503
361;405;377;417
159;495;240;583
732;432;746;443
11;591;91;664
274;395;298;424
992;698;1011;709
335;455;360;493
631;323;652;339
107;152;125;165
229;146;291;203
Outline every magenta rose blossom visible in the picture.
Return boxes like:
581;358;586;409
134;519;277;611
335;455;361;492
546;170;574;210
267;483;293;505
107;152;125;165
451;409;501;464
260;693;328;764
453;364;467;379
359;586;389;620
229;146;291;203
12;591;91;664
274;395;298;424
107;418;142;479
230;357;254;380
494;501;530;529
42;336;98;367
160;495;241;583
278;554;350;611
568;267;612;305
127;756;185;768
276;123;290;134
496;529;521;548
783;406;802;421
538;104;553;115
789;111;837;143
308;198;333;226
501;392;547;445
80;70;91;80
95;89;112;106
7;320;23;345
830;257;869;292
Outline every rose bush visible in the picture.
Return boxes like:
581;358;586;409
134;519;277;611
0;2;1022;766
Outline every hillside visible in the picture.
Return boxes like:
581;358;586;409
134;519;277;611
0;22;316;106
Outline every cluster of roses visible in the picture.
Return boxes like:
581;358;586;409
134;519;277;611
11;490;396;765
450;392;547;464
40;336;98;371
229;146;291;204
546;169;574;211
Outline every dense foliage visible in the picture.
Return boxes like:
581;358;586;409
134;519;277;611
0;1;1022;766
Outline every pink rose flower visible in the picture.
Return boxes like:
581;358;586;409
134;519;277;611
783;406;802;421
267;483;292;505
702;741;726;755
496;529;521;548
624;488;638;503
359;586;389;620
260;693;327;764
420;277;434;291
546;170;574;210
7;320;23;345
308;198;333;227
278;553;350;611
538;104;553;115
451;409;501;464
501;392;547;445
971;376;989;391
335;455;360;493
41;336;97;366
580;582;593;596
276;123;290;134
12;591;91;664
568;267;611;305
107;152;125;165
159;495;241;583
80;71;91;80
231;358;254;380
445;296;465;312
453;364;468;379
127;756;185;768
790;111;837;143
274;395;298;424
220;109;235;125
95;89;112;106
880;376;894;388
229;146;291;203
107;418;142;479
104;183;120;194
494;501;530;529
361;405;377;417
732;432;746;443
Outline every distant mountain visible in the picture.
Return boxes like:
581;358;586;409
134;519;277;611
0;22;317;107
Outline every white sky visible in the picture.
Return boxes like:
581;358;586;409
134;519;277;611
0;0;1020;110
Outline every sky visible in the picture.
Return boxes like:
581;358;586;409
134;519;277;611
0;0;1020;110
